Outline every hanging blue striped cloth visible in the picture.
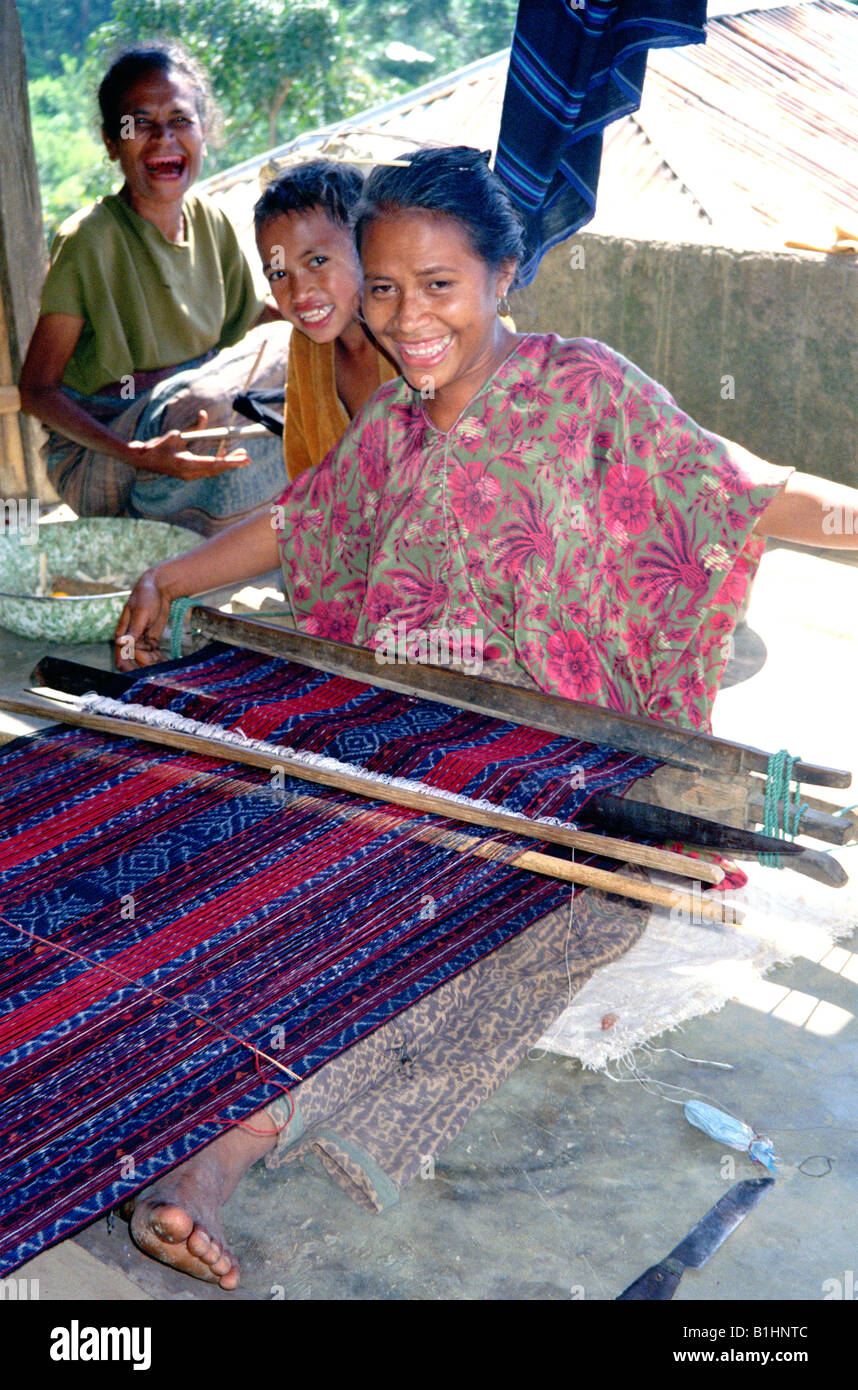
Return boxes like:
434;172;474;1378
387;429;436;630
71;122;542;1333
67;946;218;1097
495;0;708;284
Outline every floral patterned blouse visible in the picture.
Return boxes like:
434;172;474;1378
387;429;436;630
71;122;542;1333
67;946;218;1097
274;334;791;732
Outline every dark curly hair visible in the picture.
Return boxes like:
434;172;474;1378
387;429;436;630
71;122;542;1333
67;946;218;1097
254;159;364;234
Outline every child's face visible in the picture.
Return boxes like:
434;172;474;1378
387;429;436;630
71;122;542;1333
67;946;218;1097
257;208;362;342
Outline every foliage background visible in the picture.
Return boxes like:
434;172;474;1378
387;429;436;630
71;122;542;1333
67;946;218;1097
18;0;519;240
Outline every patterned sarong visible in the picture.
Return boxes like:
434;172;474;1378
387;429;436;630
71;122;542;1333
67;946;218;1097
43;326;290;535
0;644;657;1273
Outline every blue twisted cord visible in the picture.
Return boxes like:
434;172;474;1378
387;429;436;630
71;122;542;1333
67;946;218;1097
168;596;196;660
759;750;808;868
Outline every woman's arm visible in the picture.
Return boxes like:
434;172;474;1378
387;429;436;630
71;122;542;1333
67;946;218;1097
754;471;858;547
115;506;282;667
20;313;252;481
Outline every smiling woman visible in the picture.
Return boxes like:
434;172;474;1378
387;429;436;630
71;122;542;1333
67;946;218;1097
110;142;858;1291
18;42;288;535
356;148;520;431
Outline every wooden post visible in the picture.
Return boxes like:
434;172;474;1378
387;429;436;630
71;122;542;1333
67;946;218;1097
0;0;47;500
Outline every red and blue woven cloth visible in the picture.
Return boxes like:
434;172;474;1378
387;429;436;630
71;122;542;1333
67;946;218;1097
0;643;657;1273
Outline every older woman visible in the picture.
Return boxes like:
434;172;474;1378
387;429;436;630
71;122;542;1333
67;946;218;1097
20;42;287;535
116;146;858;1287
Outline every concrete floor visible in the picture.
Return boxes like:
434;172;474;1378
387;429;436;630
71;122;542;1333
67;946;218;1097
3;541;856;1302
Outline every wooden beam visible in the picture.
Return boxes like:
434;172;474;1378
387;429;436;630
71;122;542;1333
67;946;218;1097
0;290;27;496
187;608;852;793
0;0;47;498
0;385;20;415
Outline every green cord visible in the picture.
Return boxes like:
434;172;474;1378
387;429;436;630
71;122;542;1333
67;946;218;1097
168;596;196;660
759;749;808;869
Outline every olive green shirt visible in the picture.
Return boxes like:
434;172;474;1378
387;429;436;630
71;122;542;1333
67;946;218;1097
40;191;264;395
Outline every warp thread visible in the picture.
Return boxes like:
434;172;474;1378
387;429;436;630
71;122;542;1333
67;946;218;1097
0;916;297;1140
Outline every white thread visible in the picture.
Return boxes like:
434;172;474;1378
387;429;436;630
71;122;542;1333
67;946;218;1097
78;693;580;835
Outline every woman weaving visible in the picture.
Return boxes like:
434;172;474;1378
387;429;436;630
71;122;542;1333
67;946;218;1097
19;43;287;536
117;147;858;1287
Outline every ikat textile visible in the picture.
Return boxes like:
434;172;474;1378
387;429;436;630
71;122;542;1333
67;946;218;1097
0;643;656;1273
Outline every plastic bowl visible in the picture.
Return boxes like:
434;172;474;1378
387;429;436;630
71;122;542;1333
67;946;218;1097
0;518;197;643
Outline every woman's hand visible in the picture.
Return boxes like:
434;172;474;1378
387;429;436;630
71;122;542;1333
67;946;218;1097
115;568;174;668
128;410;253;481
113;507;283;669
21;318;255;478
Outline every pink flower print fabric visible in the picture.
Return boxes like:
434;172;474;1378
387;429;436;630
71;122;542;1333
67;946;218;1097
274;335;792;732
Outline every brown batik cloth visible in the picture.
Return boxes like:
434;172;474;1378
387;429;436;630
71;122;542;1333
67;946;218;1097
266;877;649;1212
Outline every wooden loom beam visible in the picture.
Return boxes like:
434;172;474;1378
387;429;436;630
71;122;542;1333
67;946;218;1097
20;649;847;886
184;610;852;840
24;656;809;865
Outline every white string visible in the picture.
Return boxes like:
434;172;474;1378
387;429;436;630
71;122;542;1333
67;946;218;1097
77;693;581;835
563;865;577;1012
601;1043;750;1123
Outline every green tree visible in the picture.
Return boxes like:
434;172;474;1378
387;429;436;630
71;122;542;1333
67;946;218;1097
17;0;113;78
22;0;520;230
90;0;390;163
28;57;106;239
339;0;517;79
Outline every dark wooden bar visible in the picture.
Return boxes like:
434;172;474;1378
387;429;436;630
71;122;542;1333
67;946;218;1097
189;607;852;791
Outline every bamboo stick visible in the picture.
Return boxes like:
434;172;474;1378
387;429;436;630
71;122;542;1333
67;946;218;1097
0;692;726;890
225;789;732;920
254;791;734;919
494;848;734;923
179;423;269;442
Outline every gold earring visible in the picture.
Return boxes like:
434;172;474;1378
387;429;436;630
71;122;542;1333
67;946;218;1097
497;293;511;316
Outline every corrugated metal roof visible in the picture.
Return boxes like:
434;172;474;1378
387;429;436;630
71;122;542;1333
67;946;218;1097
202;1;858;264
630;2;858;244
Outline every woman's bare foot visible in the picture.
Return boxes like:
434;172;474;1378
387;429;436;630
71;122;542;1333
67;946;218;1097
124;1109;278;1290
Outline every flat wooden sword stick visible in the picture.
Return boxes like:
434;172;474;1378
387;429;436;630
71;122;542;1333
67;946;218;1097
215;337;268;458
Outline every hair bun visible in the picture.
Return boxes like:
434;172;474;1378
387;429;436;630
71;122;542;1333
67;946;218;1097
353;144;525;281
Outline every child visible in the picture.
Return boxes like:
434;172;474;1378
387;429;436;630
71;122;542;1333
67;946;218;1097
254;160;398;480
114;161;399;652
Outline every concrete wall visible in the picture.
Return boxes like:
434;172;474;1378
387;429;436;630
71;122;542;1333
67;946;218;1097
510;235;858;487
